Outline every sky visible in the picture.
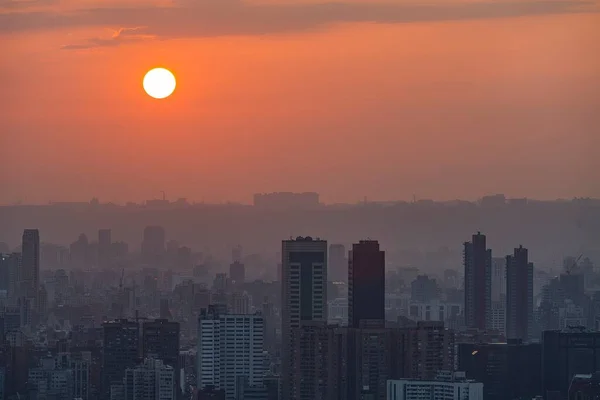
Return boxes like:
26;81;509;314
1;0;599;204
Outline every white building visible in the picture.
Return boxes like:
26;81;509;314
387;371;483;400
197;308;265;400
112;358;174;400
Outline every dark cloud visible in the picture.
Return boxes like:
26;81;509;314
1;0;596;49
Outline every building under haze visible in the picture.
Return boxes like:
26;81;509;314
21;229;40;307
98;229;112;269
348;240;385;328
506;246;534;341
142;226;166;267
464;232;492;330
328;243;346;283
281;236;328;400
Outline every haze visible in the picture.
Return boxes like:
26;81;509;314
1;0;599;205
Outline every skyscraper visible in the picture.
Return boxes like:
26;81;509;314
142;319;180;398
348;240;385;328
102;320;140;398
142;226;166;267
464;232;492;330
98;229;112;269
21;229;40;305
506;246;534;341
281;236;327;399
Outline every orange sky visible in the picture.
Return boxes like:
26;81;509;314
1;0;599;204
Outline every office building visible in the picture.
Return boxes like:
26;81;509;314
102;320;140;398
458;340;541;400
197;307;265;400
21;229;40;305
506;246;534;341
387;371;483;400
463;232;492;330
348;240;385;328
542;328;600;399
98;229;112;269
281;236;328;399
143;319;180;398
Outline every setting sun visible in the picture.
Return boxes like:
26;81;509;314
143;68;176;99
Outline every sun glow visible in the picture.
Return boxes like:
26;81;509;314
143;68;176;99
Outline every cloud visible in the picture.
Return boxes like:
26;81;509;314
60;26;153;49
1;0;597;49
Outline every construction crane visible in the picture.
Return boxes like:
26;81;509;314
565;254;583;275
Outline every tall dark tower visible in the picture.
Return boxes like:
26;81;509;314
143;319;180;398
21;229;40;305
348;240;385;328
102;320;139;398
506;245;534;341
464;232;492;330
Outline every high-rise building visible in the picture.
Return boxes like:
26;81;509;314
113;358;174;400
197;307;265;400
142;319;180;398
505;246;534;341
289;322;345;400
328;244;346;282
458;340;541;400
348;240;385;329
403;321;455;381
21;229;40;305
98;229;112;269
542;328;600;399
463;232;492;330
142;226;166;267
281;236;327;400
102;320;140;398
229;261;245;286
5;252;21;302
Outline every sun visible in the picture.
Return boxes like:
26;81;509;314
143;68;176;99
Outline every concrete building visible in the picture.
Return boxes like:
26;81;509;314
102;320;140;398
142;319;180;398
463;232;492;331
281;236;327;399
387;371;483;400
197;307;265;400
21;229;40;306
348;240;385;328
505;246;534;341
